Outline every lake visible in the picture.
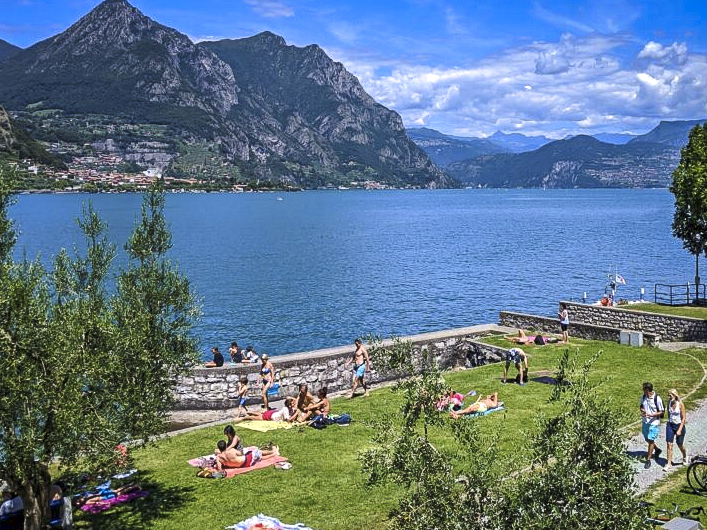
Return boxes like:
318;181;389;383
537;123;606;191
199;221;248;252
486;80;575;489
10;188;693;360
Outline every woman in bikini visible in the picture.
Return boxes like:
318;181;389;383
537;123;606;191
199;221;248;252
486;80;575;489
259;354;275;410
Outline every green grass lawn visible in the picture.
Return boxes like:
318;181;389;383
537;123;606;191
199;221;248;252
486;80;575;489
621;302;707;320
66;338;707;530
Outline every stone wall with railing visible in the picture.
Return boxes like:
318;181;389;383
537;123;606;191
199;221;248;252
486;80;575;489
173;325;510;410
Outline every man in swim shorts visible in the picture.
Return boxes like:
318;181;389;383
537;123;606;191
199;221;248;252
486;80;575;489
345;338;371;398
502;348;528;385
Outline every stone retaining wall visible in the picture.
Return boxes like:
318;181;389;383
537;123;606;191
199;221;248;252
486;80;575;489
560;302;707;342
173;326;510;410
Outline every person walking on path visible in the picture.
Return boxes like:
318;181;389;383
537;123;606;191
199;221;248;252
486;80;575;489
345;338;371;398
664;388;688;470
640;382;665;469
558;302;570;343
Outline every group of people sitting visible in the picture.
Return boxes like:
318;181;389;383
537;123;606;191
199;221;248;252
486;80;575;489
213;384;332;470
205;342;261;368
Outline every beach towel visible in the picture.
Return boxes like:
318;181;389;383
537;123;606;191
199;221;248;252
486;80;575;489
236;420;293;432
226;513;315;530
78;490;149;513
188;452;288;478
464;404;505;418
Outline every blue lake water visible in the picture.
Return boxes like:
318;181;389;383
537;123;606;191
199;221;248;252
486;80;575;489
10;188;693;360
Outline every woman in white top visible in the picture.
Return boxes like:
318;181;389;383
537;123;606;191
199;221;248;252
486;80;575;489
664;388;687;470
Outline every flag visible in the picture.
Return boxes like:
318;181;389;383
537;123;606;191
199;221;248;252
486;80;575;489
615;274;626;285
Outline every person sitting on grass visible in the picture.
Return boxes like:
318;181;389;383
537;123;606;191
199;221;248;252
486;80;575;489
235;397;296;422
215;441;280;470
300;387;331;423
289;383;314;423
449;392;500;419
222;425;243;454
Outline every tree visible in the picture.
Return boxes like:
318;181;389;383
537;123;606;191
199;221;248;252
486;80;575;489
360;337;502;530
496;350;644;529
0;176;200;530
670;123;707;301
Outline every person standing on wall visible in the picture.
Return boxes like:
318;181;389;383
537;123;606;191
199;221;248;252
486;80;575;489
558;302;570;343
345;338;371;398
640;382;665;469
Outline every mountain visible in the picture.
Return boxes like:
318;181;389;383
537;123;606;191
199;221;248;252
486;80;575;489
0;0;453;189
629;119;707;148
488;131;553;153
446;135;679;188
0;39;21;62
407;127;506;167
594;132;636;144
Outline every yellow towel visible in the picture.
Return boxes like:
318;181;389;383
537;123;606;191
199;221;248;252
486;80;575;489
237;420;293;432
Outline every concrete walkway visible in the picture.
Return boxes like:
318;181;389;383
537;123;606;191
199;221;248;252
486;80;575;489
629;342;707;494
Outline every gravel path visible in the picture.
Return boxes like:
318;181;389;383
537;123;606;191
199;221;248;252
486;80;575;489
630;342;707;494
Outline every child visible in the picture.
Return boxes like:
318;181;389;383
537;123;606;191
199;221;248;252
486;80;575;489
236;376;249;417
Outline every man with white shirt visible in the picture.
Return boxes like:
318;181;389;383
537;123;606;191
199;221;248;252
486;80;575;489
640;381;665;469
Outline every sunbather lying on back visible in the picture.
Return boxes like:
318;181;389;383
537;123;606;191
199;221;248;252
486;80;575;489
234;398;295;422
449;392;500;419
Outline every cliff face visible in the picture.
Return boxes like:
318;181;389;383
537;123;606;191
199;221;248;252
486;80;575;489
0;0;453;188
0;105;13;150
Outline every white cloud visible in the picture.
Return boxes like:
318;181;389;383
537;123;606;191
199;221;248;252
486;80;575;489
243;0;294;18
341;33;707;137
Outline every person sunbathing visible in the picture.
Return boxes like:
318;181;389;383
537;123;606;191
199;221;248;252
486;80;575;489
80;484;142;504
505;329;532;344
234;397;295;422
449;392;500;419
215;441;280;471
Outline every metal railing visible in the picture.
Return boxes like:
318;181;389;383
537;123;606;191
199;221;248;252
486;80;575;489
654;283;707;306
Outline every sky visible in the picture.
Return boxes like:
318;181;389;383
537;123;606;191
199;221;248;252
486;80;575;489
1;0;706;139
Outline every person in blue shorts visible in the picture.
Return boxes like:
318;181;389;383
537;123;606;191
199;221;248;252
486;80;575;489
502;347;528;385
640;382;664;469
345;338;371;397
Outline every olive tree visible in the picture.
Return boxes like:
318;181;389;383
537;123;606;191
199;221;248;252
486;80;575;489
670;123;707;300
0;177;200;530
360;337;502;530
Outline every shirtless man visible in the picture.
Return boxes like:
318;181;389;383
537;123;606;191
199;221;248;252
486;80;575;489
300;387;331;422
449;392;500;419
345;338;371;397
215;440;280;471
289;383;314;423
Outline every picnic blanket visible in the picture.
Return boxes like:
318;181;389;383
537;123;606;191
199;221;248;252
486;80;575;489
78;490;149;513
188;452;289;478
226;513;315;530
236;420;293;432
464;404;505;418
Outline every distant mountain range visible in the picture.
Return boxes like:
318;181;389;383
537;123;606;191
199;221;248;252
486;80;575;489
0;0;453;189
409;119;705;188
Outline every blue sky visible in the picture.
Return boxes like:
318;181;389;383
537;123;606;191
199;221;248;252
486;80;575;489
2;0;706;138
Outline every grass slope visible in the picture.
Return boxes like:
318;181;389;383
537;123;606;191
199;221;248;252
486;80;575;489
66;338;707;529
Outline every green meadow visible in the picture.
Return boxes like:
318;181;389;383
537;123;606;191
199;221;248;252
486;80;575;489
66;337;707;529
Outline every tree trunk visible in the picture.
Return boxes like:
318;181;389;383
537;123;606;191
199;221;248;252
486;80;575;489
20;462;51;530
